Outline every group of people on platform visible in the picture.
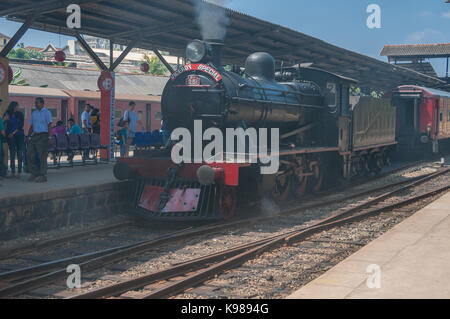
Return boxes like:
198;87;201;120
0;97;50;183
81;103;101;134
1;97;143;185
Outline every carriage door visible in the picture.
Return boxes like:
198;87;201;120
413;98;419;131
433;98;440;153
394;96;418;146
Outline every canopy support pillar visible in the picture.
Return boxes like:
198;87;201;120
153;49;174;73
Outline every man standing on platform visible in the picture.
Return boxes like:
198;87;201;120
124;101;142;156
27;97;52;183
81;104;92;133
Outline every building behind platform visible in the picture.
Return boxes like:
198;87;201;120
7;61;167;132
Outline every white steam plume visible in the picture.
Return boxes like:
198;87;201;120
192;0;230;40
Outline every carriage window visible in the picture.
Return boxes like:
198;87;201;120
448;110;450;121
440;112;443;122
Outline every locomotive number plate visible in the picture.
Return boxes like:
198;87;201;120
139;185;201;213
186;75;201;86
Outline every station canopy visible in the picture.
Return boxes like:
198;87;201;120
2;0;448;92
381;43;450;60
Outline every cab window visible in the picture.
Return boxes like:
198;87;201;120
325;82;337;107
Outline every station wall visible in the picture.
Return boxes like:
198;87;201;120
8;86;161;133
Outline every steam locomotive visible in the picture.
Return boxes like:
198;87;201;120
114;39;449;221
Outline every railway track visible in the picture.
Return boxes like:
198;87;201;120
0;220;135;260
0;160;422;260
0;160;429;270
0;161;447;299
66;168;450;299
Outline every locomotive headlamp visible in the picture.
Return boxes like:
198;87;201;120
186;40;206;63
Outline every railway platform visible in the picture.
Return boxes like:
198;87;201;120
288;190;450;299
0;164;132;241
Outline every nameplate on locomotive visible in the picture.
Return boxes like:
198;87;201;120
170;64;222;82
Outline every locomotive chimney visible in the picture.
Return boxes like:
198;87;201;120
205;39;224;70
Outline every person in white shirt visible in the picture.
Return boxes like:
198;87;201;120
27;97;53;183
81;104;92;133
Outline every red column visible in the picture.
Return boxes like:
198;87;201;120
98;71;115;161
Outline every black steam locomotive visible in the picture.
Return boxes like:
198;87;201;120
114;39;397;221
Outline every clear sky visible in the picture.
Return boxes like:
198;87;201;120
1;0;449;75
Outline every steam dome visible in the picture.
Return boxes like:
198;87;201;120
245;52;276;82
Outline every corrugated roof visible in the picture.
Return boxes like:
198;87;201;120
9;85;70;98
9;63;168;95
424;87;450;98
395;85;450;98
62;89;161;102
381;43;450;58
2;0;447;92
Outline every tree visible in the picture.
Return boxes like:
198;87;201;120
7;43;45;60
9;68;30;86
9;68;47;87
141;54;168;75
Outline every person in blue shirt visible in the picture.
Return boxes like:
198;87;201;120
68;118;82;135
123;101;143;156
27;97;53;183
3;101;25;178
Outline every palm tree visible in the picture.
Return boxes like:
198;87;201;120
10;68;48;87
10;68;30;86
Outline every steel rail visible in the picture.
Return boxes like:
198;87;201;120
0;220;135;260
0;227;194;282
67;169;450;299
0;166;446;297
140;182;450;299
0;166;444;298
0;168;432;283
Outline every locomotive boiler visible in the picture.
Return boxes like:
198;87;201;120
114;39;397;221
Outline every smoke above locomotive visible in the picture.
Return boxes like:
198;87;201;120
192;0;230;40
